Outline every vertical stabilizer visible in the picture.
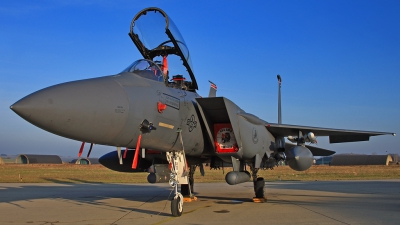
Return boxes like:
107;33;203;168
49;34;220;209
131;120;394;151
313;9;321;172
208;80;217;97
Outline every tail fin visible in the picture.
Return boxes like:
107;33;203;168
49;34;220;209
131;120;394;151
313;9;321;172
208;80;217;97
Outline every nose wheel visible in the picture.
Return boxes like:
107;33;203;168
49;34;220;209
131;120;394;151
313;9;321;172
171;192;183;217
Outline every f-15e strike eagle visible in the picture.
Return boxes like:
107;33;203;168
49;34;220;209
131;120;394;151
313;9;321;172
10;7;395;217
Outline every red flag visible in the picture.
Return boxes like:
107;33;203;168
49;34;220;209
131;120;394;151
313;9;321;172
210;81;217;90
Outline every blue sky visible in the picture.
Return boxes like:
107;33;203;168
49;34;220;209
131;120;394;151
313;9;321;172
1;0;399;158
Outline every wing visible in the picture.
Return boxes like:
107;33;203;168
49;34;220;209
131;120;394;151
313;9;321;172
266;123;396;143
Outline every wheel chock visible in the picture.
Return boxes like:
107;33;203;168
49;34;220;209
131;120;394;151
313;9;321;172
183;196;197;202
252;197;266;203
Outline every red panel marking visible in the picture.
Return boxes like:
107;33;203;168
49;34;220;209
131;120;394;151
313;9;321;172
157;102;167;113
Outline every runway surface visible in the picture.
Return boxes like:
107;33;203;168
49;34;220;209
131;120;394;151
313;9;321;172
0;180;399;225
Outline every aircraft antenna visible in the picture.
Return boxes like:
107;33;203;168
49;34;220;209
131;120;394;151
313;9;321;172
277;74;282;124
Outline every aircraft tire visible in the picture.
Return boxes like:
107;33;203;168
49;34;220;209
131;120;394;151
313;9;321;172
171;196;183;217
254;177;265;198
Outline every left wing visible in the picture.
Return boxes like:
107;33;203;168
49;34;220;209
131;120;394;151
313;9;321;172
266;123;396;143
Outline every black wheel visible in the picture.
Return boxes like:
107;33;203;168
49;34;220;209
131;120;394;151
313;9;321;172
254;177;265;198
171;196;183;217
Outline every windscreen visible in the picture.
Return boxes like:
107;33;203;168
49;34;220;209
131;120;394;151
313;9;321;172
121;59;164;82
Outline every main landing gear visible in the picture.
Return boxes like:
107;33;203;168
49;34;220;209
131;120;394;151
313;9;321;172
250;165;266;203
181;165;196;199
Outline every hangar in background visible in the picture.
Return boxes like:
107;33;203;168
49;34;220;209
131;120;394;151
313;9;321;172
330;154;393;166
70;158;99;165
315;156;333;165
0;155;17;163
15;154;63;164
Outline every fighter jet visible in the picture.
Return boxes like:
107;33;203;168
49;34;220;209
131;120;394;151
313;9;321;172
10;7;395;217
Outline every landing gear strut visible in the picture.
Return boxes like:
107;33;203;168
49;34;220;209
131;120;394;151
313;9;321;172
166;151;188;217
250;165;266;202
181;165;195;197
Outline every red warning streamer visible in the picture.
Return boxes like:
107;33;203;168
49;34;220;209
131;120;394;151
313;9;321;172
132;134;142;169
162;55;168;75
123;147;128;159
78;142;85;157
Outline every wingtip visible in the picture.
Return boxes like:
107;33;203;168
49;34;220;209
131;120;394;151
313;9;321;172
393;133;396;137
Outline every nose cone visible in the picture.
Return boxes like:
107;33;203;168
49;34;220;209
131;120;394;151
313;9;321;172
11;76;130;143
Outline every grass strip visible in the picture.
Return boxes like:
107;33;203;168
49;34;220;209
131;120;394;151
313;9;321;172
0;164;399;183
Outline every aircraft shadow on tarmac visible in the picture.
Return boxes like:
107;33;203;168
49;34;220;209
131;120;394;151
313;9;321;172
196;192;363;209
263;180;400;195
0;182;177;216
0;180;398;216
225;180;400;208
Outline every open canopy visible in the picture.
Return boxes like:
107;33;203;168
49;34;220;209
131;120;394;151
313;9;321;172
129;7;197;90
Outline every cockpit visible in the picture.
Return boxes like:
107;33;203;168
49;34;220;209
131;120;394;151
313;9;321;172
121;59;164;82
121;59;193;90
126;7;198;92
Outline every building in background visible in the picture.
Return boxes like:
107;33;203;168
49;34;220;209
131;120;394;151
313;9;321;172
0;155;17;163
70;158;99;165
315;156;333;165
15;154;63;164
330;154;393;166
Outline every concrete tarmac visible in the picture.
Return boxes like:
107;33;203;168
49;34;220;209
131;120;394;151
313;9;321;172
0;180;399;225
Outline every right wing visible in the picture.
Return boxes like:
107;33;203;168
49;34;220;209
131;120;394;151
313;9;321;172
266;123;395;143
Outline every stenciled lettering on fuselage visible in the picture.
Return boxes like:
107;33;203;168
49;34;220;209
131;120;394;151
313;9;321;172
114;106;125;113
161;93;180;110
186;114;197;132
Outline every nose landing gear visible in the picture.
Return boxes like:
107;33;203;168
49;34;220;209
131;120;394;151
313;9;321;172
166;151;188;217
